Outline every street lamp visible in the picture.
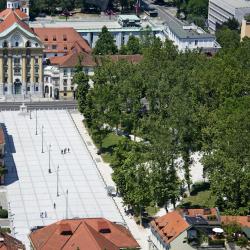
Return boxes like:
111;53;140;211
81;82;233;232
66;189;68;219
35;109;38;135
41;125;44;153
57;165;59;197
48;144;51;173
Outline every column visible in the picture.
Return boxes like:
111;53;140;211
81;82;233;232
7;56;12;94
38;56;43;97
30;56;35;92
22;56;26;94
0;57;3;95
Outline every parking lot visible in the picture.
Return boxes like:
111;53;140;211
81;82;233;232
0;110;123;247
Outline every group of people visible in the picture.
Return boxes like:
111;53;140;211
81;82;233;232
61;148;70;154
40;211;47;218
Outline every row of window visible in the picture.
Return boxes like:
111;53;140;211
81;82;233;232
44;35;67;42
3;86;39;92
3;76;39;83
2;40;39;48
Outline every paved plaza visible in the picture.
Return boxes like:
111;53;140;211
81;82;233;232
0;110;123;247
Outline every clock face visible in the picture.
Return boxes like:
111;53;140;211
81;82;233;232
13;34;20;42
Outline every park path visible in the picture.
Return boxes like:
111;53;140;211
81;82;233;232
69;111;150;250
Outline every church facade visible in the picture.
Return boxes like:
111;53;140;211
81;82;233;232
0;6;44;98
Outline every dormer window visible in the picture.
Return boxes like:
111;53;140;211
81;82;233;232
63;35;67;41
53;35;56;41
44;36;48;41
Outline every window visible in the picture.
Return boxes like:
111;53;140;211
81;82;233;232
53;35;56;41
63;34;67;41
52;45;57;50
35;43;39;47
14;58;20;64
45;77;49;82
14;68;21;75
35;86;39;91
3;41;8;48
63;69;67;76
26;41;31;47
55;53;57;57
44;36;48;41
4;77;8;83
64;45;67;50
71;86;74;91
64;87;67;92
4;86;7;92
27;86;30;91
195;40;198;45
35;77;39;83
26;77;30;83
35;67;39;73
15;42;19;47
63;79;67;86
35;57;39;64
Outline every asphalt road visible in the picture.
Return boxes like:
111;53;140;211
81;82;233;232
0;100;78;111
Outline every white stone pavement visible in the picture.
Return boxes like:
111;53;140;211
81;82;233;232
0;110;123;248
70;111;150;250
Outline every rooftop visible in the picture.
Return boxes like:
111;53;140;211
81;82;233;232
221;216;250;228
29;218;140;250
0;232;25;250
210;0;250;8
165;14;215;39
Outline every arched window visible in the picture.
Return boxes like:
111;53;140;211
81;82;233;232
15;42;19;47
25;41;31;47
3;41;8;48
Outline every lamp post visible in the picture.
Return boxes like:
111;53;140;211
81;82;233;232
41;125;44;153
48;144;51;173
29;109;32;119
66;189;68;219
35;109;38;135
57;165;59;197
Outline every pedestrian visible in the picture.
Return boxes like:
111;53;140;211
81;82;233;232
61;149;63;154
44;211;47;218
41;212;43;218
68;148;70;153
64;148;67;154
53;202;56;209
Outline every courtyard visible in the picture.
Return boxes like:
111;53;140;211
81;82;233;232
0;110;123;247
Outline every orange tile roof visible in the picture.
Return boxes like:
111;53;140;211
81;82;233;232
181;208;218;219
221;216;250;228
50;51;96;68
150;211;190;244
0;232;25;250
0;8;29;20
0;127;4;145
29;218;139;250
0;9;34;34
33;28;91;54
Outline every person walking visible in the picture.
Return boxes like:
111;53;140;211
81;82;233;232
53;202;56;209
68;148;70;153
44;211;47;218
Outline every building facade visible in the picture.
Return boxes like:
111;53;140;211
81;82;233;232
208;0;250;32
7;0;29;16
0;9;43;98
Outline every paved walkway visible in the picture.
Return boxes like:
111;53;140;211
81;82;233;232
70;111;150;250
0;110;122;248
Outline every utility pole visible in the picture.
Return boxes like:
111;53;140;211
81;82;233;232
57;165;59;197
66;189;68;219
41;125;44;153
48;144;51;173
35;109;38;135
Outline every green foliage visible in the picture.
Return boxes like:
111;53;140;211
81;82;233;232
79;36;250;215
216;28;240;49
0;209;8;218
93;26;118;55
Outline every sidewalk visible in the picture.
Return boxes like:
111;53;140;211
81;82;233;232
69;111;150;250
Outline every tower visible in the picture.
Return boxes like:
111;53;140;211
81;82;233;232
6;1;29;16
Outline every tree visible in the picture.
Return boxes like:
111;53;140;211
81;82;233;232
216;28;240;49
75;71;89;113
93;26;118;55
126;35;141;54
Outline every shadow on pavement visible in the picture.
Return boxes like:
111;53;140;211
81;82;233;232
0;123;18;185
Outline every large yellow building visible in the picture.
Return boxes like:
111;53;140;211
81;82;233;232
0;8;43;97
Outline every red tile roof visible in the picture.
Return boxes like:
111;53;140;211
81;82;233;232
0;232;25;250
221;216;250;228
181;208;218;220
150;211;190;244
0;8;29;20
0;9;33;34
0;127;4;145
33;28;91;54
29;218;140;250
50;51;96;68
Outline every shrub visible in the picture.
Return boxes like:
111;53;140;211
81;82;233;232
208;239;225;246
0;209;8;218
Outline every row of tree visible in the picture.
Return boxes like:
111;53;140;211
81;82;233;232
75;30;250;216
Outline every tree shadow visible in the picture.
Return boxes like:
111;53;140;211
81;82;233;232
0;123;19;185
190;182;210;196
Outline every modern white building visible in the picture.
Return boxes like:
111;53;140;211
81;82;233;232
208;0;250;32
163;15;220;53
30;15;164;49
7;0;29;16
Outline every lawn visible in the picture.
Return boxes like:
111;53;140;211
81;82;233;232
180;190;216;208
101;133;124;163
